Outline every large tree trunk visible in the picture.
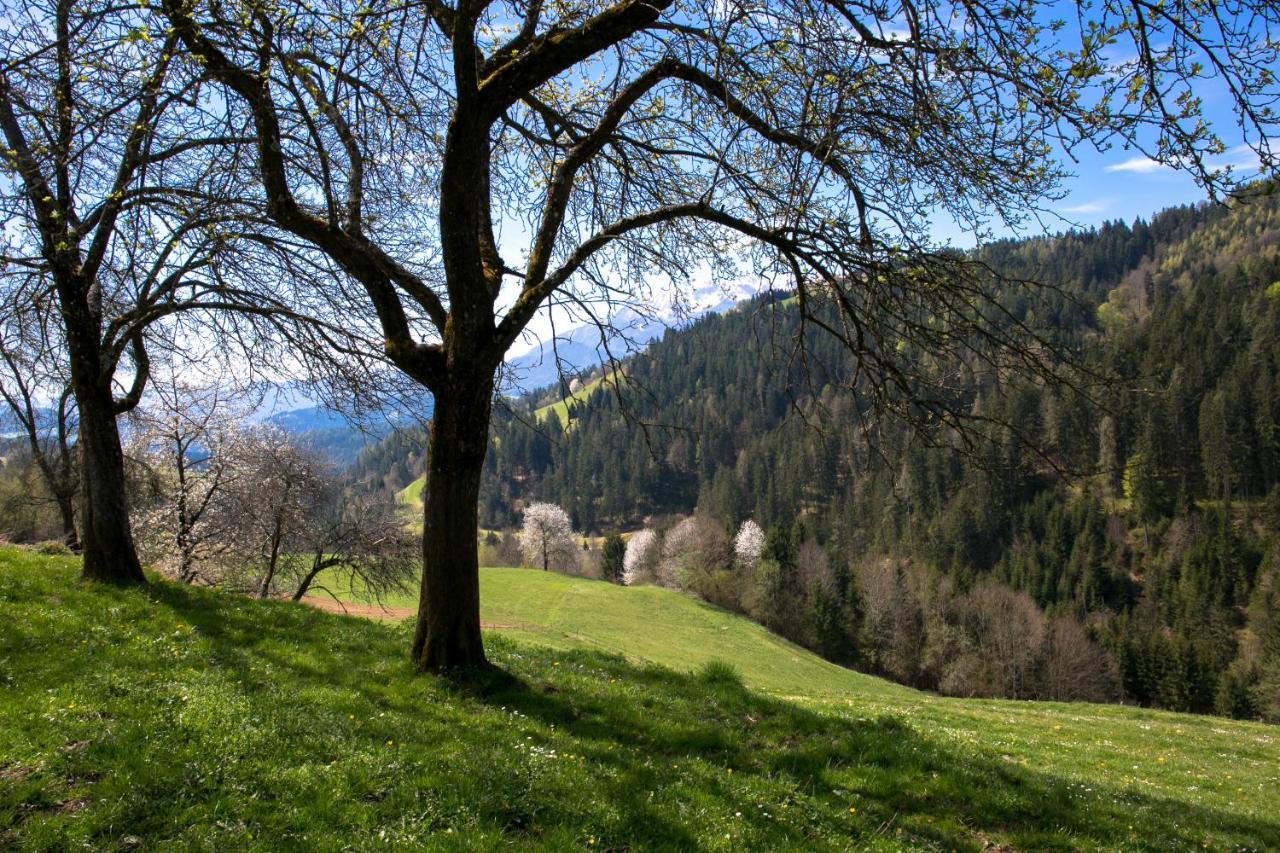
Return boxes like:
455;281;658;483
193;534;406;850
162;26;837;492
60;278;145;584
412;375;494;672
75;381;144;583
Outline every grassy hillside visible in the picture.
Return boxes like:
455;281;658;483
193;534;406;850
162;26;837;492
320;567;908;701
533;369;623;429
3;550;1279;850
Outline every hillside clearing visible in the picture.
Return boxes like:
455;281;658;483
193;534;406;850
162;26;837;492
532;369;624;429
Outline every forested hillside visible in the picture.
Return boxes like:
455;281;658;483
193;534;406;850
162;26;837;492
356;190;1280;719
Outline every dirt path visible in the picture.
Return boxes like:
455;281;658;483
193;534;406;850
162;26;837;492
301;596;414;619
299;595;530;631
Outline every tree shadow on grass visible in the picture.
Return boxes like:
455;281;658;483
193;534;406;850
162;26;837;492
443;645;1280;851
43;578;1280;851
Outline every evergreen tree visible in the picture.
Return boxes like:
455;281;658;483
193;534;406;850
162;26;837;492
601;533;626;585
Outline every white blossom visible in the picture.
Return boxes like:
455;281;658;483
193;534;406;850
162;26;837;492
734;520;765;571
520;502;578;572
622;529;657;585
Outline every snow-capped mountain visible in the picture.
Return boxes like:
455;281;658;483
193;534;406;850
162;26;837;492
503;281;760;392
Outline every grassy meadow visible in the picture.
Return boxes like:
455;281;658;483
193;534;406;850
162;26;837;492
2;548;1278;850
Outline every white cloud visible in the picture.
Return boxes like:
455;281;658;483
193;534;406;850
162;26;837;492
1103;145;1265;178
1211;144;1262;172
1104;156;1171;174
1061;199;1111;215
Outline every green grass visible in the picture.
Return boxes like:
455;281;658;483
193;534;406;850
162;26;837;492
395;476;425;507
3;549;1279;850
532;369;622;429
481;569;909;701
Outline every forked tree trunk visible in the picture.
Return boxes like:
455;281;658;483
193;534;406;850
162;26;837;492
412;375;494;672
75;381;144;583
258;514;286;598
60;281;145;584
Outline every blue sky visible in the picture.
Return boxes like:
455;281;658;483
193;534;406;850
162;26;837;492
510;136;1264;355
1043;143;1263;229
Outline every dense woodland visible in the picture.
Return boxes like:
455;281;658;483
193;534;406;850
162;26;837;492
348;190;1280;719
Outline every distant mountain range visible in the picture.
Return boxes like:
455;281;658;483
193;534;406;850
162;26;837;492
3;283;759;466
261;281;761;462
503;281;761;392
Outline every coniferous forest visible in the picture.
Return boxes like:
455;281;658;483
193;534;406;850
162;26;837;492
352;190;1280;719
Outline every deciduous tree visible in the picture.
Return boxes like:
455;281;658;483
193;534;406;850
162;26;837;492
127;372;257;583
734;520;765;572
0;298;78;547
0;0;299;582
520;502;578;572
161;0;1279;670
623;528;658;586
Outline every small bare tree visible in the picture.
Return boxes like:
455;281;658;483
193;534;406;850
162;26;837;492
199;426;328;597
286;491;418;605
127;372;259;583
520;502;578;572
955;584;1047;700
661;515;733;597
0;298;78;547
1041;616;1121;703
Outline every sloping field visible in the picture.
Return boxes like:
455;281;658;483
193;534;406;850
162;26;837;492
3;549;1278;850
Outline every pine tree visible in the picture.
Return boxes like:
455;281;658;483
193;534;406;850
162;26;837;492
601;533;626;585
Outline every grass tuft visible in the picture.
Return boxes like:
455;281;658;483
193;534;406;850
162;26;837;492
697;659;744;689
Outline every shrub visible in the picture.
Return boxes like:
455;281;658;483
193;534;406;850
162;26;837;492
35;540;71;556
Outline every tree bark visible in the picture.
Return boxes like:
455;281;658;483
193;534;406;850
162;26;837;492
75;379;144;583
412;374;494;672
54;490;79;552
292;556;322;602
258;513;285;598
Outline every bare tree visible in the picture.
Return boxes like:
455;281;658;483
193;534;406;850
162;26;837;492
0;298;78;547
161;0;1279;669
519;502;578;572
218;427;331;598
1041;616;1121;703
662;515;734;600
286;491;418;605
0;0;308;582
955;584;1046;699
